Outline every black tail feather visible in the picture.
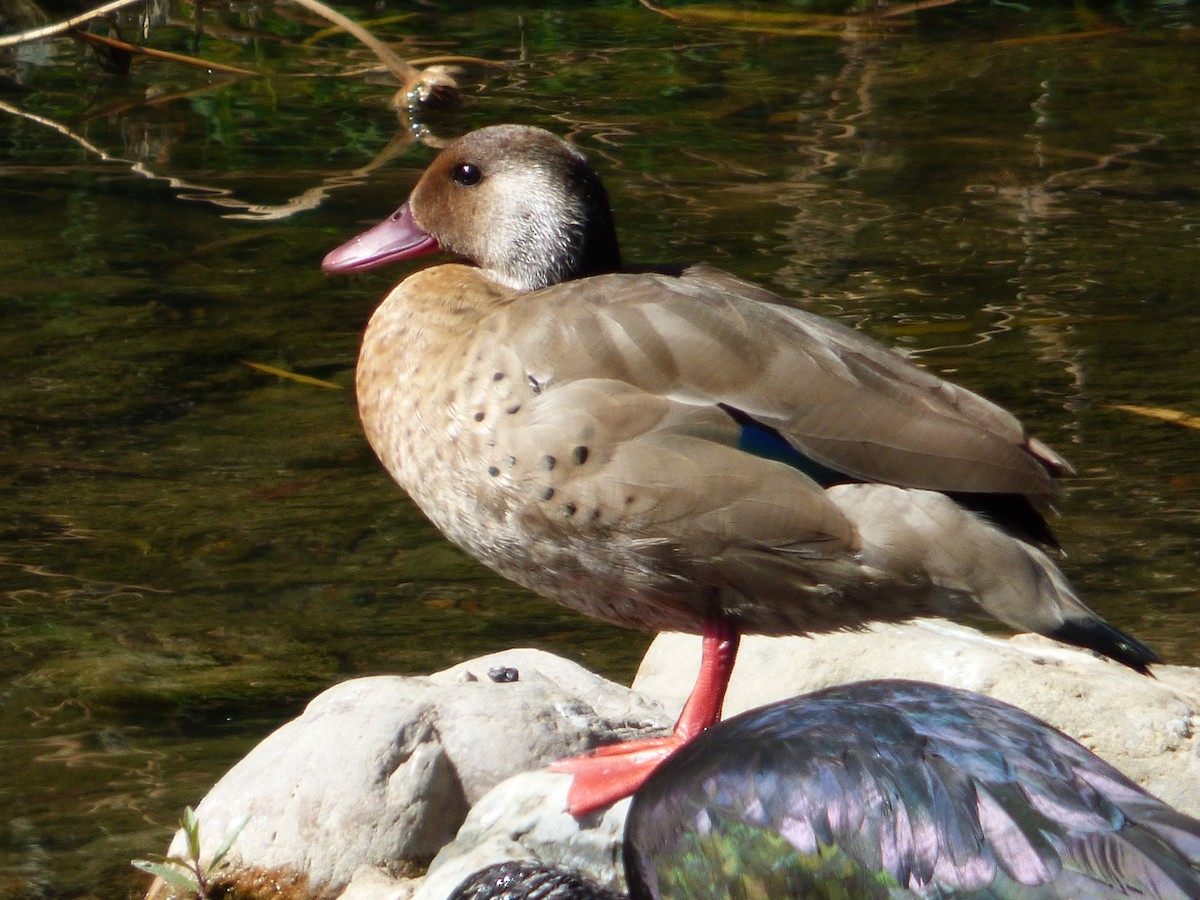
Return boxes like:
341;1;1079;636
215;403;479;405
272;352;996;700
1049;619;1161;675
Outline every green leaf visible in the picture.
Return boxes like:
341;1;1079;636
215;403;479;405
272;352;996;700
182;806;202;861
210;816;250;868
131;859;201;890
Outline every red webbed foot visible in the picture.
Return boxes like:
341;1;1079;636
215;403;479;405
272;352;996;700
552;618;740;817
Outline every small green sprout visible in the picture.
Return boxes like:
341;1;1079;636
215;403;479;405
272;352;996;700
132;806;247;899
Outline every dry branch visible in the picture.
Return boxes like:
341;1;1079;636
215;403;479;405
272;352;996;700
0;96;428;221
69;28;261;77
284;0;417;85
0;0;146;47
635;0;963;37
0;0;468;108
1110;405;1200;431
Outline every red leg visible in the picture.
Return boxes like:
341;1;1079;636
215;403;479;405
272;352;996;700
550;617;741;816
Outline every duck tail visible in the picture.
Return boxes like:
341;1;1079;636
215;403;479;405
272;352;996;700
1046;618;1161;675
994;538;1161;674
827;484;1160;674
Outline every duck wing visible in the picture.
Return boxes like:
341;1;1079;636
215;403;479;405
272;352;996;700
505;266;1067;544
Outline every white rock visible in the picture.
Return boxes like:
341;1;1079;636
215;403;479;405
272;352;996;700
158;624;1200;900
164;650;668;896
428;649;669;803
634;619;1200;815
411;771;628;900
339;864;416;900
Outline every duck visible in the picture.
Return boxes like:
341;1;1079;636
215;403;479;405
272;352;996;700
321;123;1159;816
447;680;1200;899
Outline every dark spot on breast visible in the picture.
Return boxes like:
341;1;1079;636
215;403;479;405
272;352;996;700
488;466;500;477
541;455;556;471
562;502;577;517
625;495;635;505
542;487;555;501
506;404;521;415
573;445;589;465
473;411;485;422
493;372;505;382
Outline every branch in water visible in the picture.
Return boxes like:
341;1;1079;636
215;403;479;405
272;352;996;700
284;0;462;109
0;0;465;109
0;0;146;47
283;0;418;84
69;28;261;77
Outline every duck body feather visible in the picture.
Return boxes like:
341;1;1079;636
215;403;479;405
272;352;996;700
357;260;1088;639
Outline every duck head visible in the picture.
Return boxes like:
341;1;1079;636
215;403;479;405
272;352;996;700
321;124;622;290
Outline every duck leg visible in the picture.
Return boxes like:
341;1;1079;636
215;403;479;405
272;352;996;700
550;616;740;817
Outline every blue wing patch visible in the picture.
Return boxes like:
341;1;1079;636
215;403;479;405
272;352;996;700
718;403;848;487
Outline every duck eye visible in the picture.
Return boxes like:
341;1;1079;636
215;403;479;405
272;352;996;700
452;163;482;186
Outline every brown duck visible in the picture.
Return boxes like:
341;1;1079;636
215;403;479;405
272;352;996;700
322;124;1158;816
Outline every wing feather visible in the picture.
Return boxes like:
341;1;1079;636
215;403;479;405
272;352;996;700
504;267;1066;502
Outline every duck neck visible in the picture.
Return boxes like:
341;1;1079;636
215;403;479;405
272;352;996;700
570;168;622;281
501;163;621;291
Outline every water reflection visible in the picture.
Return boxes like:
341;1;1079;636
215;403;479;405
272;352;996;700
1;2;1198;896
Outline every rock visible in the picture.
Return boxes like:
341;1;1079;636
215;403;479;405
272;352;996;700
339;772;628;900
411;771;627;900
154;623;1200;900
426;651;669;803
160;650;668;897
634;619;1200;816
339;865;415;900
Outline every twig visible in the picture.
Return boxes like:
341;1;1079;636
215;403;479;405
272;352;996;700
282;0;464;108
875;0;961;18
0;0;147;47
80;77;243;121
0;97;427;221
406;54;508;69
636;0;856;28
1110;404;1200;431
283;0;417;84
302;12;416;46
69;29;261;77
995;26;1127;48
2;0;469;110
634;0;912;38
240;361;343;390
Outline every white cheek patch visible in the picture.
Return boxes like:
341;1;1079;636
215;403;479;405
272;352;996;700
483;167;583;291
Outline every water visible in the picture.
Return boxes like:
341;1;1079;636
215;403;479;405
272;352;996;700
1;1;1198;895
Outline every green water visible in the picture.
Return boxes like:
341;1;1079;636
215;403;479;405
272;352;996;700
1;1;1198;895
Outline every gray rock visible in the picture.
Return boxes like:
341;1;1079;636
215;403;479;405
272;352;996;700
157;623;1200;900
339;864;416;900
411;771;628;900
163;650;667;896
